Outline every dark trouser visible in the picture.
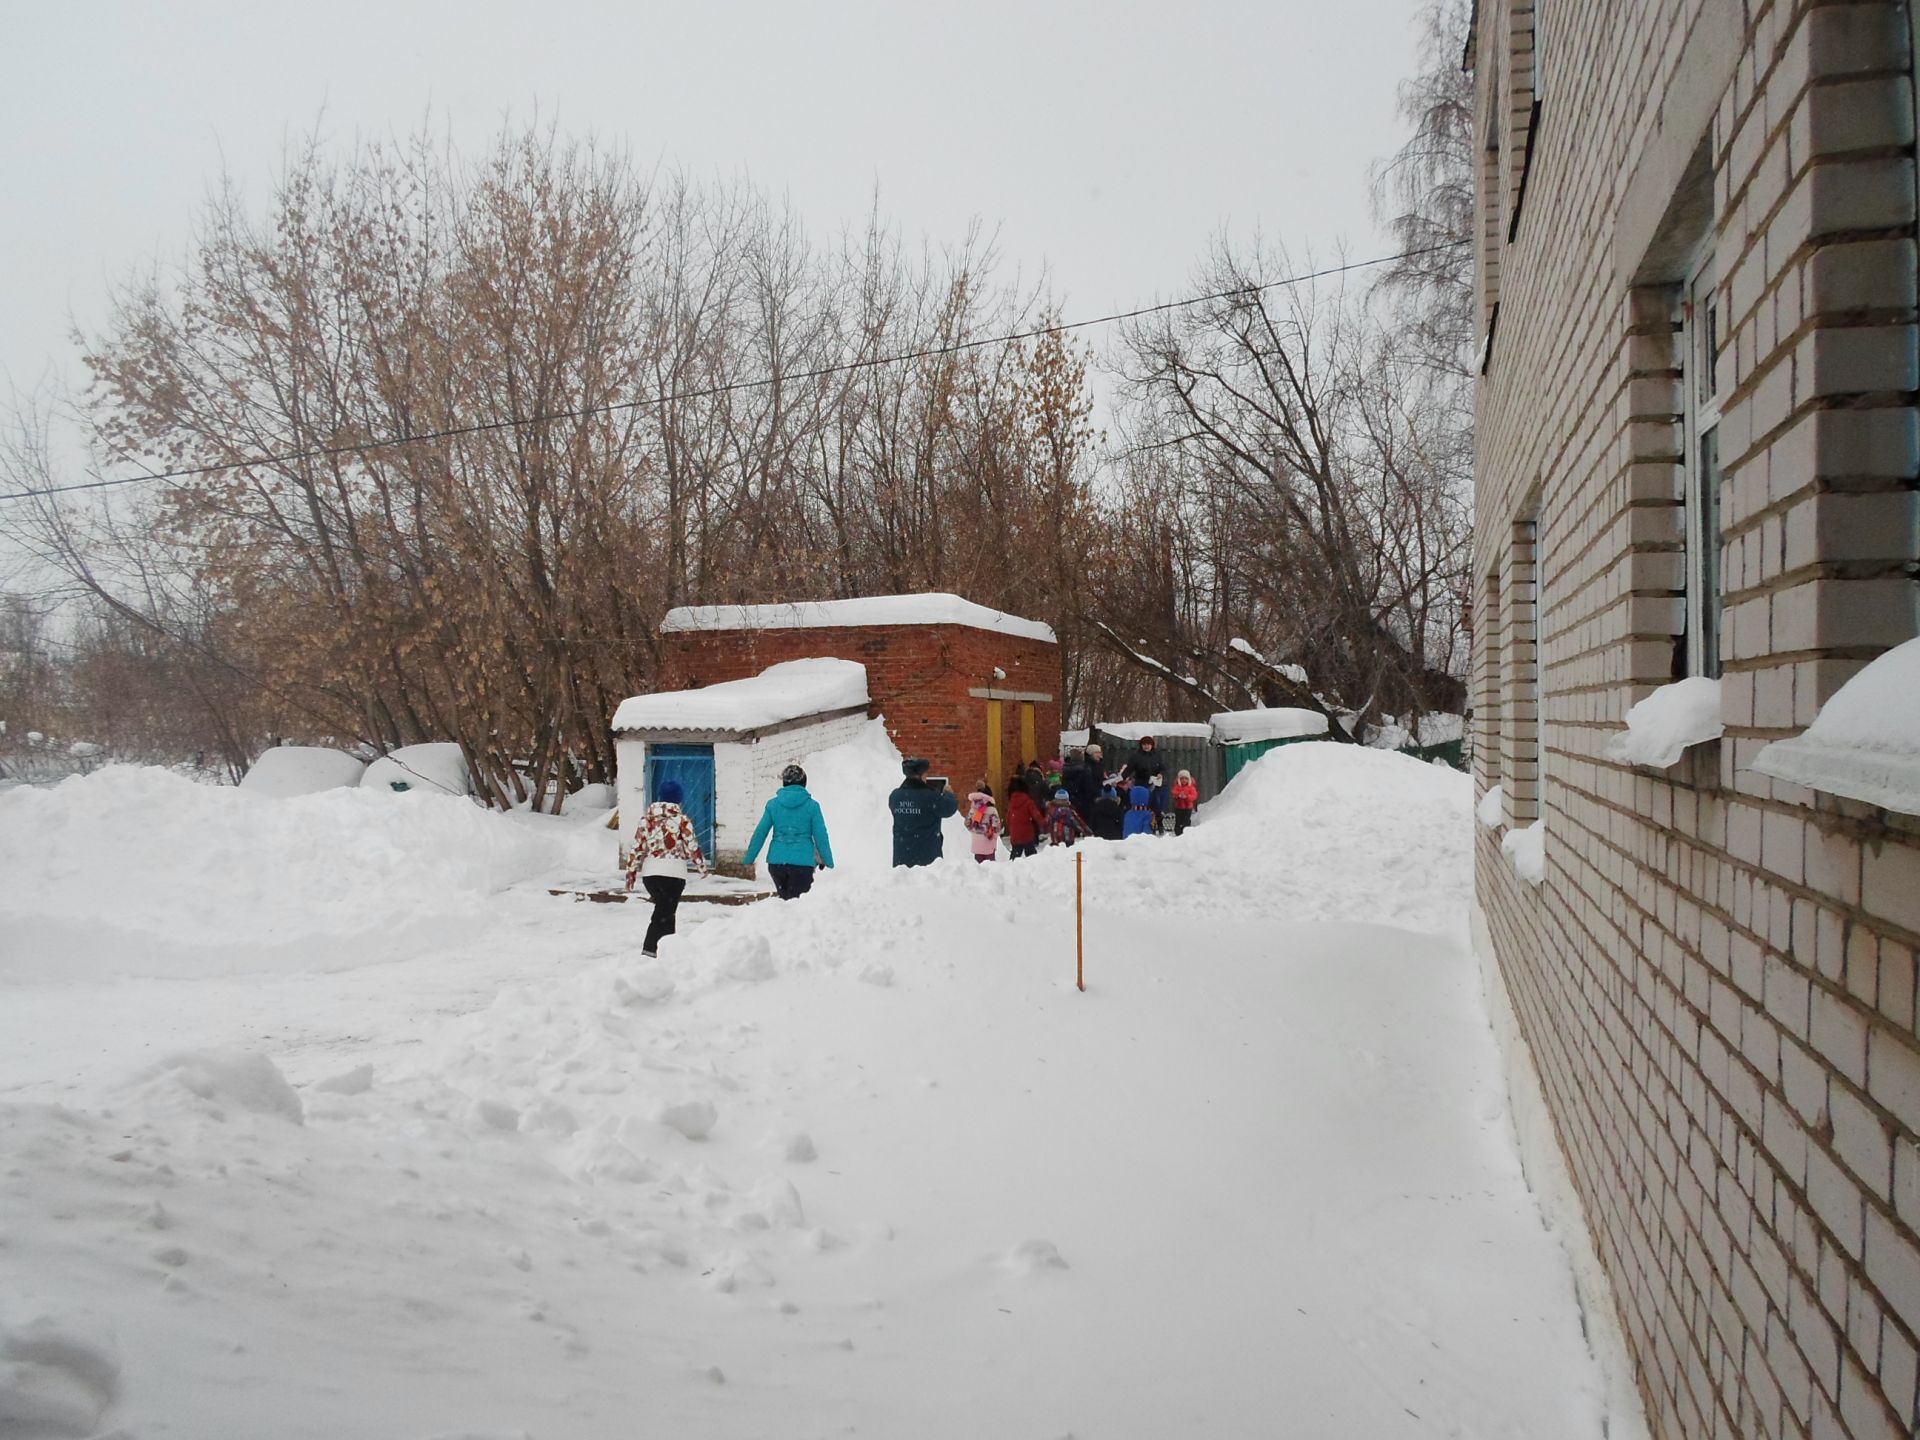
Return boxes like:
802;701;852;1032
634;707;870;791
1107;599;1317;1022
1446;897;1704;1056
1009;842;1037;859
641;875;684;955
1173;807;1192;836
769;863;814;900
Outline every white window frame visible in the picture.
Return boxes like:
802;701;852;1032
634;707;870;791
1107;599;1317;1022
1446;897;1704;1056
1522;514;1545;791
1682;245;1724;679
1533;0;1546;98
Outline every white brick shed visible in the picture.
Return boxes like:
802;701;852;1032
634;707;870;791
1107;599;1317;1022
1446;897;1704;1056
612;659;871;871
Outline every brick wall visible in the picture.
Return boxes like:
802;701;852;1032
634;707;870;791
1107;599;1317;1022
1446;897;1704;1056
661;623;1063;793
1474;3;1920;1438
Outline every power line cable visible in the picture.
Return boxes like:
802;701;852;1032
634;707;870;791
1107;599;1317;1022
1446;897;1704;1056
0;241;1466;504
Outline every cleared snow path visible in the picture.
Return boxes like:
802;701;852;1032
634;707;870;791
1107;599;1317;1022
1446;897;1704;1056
0;749;1641;1439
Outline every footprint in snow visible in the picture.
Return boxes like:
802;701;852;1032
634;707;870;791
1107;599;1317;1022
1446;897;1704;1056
0;1318;121;1437
999;1238;1069;1276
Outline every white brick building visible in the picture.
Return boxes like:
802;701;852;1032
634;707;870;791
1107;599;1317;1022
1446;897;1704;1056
1471;3;1920;1437
612;659;871;871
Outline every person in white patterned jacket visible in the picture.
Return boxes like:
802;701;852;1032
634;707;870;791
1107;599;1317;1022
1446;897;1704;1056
624;779;709;957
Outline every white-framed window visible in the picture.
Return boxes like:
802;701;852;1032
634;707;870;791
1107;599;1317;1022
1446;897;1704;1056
1520;512;1545;793
1682;246;1724;678
1479;565;1504;786
1533;0;1546;98
1504;508;1544;820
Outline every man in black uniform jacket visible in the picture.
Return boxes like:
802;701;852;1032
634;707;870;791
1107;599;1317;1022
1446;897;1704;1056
889;758;959;866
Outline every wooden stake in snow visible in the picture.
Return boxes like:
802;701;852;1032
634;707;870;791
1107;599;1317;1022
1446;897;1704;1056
1075;850;1086;992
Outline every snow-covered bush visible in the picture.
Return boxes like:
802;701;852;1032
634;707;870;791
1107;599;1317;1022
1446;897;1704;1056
362;742;472;797
240;746;367;797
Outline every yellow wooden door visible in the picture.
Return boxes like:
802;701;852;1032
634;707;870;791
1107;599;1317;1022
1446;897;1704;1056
986;699;1003;787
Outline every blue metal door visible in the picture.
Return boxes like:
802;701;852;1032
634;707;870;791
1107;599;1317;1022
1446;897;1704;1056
646;744;716;858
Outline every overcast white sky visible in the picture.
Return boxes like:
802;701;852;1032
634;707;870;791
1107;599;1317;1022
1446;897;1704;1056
2;0;1419;435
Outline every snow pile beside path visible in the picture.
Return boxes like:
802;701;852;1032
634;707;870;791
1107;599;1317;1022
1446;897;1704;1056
1181;742;1474;935
240;746;366;797
704;740;1472;964
0;765;607;949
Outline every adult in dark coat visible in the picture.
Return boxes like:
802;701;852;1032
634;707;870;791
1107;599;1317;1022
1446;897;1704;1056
1022;761;1050;810
1060;748;1099;813
889;758;959;867
1123;735;1168;830
1122;735;1166;789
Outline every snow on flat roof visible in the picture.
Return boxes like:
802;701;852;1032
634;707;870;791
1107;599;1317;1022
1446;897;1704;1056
1097;721;1215;742
660;593;1056;645
1752;637;1920;813
1210;708;1330;744
612;658;869;735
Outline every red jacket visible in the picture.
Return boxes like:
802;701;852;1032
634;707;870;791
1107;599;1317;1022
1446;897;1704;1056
1004;789;1045;846
1172;779;1199;811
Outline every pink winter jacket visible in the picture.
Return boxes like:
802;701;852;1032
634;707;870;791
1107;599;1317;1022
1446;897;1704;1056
963;791;1001;858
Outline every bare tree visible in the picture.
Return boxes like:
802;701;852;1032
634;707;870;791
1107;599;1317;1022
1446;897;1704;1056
2;122;1105;795
1102;236;1469;734
1370;0;1476;380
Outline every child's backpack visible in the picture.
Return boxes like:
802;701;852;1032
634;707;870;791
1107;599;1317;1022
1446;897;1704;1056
967;797;998;839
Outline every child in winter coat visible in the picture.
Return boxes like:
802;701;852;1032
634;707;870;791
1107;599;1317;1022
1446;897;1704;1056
1171;770;1199;836
625;779;709;956
963;785;1002;863
1044;788;1091;847
1003;775;1045;859
1088;784;1125;842
1122;784;1158;838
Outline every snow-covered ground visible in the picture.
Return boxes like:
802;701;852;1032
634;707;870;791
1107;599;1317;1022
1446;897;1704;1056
0;730;1645;1439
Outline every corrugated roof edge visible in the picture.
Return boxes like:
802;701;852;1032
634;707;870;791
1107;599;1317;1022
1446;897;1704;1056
660;593;1057;646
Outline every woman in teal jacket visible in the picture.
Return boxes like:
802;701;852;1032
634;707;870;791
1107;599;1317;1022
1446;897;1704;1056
744;764;834;899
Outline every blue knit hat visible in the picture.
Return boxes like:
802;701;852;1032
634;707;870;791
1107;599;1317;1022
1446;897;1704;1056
657;779;684;805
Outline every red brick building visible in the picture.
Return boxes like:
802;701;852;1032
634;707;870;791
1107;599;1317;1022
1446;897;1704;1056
659;594;1061;791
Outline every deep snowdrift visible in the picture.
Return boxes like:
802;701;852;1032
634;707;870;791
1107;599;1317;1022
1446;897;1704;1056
0;765;608;978
0;739;1641;1440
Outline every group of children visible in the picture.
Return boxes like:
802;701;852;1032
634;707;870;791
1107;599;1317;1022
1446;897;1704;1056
961;739;1201;863
624;739;1204;954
